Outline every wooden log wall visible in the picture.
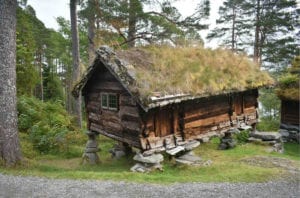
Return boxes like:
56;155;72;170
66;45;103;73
84;66;142;148
140;89;259;151
183;95;231;140
281;100;299;125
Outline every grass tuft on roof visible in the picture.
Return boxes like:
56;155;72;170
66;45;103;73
116;45;273;100
276;56;300;101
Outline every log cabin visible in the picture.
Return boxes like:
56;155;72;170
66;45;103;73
73;45;273;154
277;56;299;140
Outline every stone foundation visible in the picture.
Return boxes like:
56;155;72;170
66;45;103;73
279;124;299;143
82;131;100;164
248;131;284;153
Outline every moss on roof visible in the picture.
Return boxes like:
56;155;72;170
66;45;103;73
117;46;273;97
73;45;274;109
276;56;300;101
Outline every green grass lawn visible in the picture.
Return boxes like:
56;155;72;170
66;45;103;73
1;134;299;184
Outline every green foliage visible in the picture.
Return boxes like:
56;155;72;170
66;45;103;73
17;96;79;154
207;0;298;68
234;130;250;144
259;88;280;122
16;7;39;95
207;0;252;52
257;116;280;131
276;56;300;101
279;73;298;87
43;66;65;102
79;0;209;47
258;88;280;131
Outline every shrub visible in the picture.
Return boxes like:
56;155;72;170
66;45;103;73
234;130;250;144
256;116;280;131
17;96;79;154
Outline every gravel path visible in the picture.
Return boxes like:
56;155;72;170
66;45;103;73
0;174;299;198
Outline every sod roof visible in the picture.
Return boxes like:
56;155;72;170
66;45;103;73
276;56;300;101
73;45;273;110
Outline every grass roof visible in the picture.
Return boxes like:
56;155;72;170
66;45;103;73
276;56;300;101
74;45;273;109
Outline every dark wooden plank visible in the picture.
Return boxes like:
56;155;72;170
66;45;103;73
185;113;230;128
121;114;140;122
184;108;230;123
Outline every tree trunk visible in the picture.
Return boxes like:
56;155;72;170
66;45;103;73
70;0;82;128
253;0;260;66
0;0;22;166
87;0;96;65
231;6;236;51
128;0;138;48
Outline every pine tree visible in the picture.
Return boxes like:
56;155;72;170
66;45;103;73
70;0;82;128
0;0;22;166
207;0;253;52
254;0;299;68
208;0;298;69
80;0;210;47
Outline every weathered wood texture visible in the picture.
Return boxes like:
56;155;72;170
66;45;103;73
281;100;299;125
83;66;258;152
140;90;258;151
84;66;142;148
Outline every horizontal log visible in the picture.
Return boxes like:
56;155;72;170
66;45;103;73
122;121;141;133
90;124;141;148
185;102;230;118
120;95;137;106
94;81;124;91
87;93;100;100
185;113;230;128
184;108;229;123
244;107;256;114
119;106;139;117
123;129;140;140
121;114;140;122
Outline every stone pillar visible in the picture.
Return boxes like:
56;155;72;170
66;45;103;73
82;131;100;164
218;130;236;150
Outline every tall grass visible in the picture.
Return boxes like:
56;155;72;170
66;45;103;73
117;46;273;101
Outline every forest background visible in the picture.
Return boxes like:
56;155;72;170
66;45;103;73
0;0;299;166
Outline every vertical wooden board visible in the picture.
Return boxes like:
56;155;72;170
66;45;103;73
154;111;160;137
234;95;243;115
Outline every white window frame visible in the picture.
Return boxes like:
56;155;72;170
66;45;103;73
101;92;118;111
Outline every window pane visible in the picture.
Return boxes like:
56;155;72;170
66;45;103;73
101;94;108;108
108;94;117;109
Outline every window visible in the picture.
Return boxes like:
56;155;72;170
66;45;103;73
101;93;118;111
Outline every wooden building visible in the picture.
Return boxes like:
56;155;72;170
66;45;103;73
73;46;273;154
277;56;299;140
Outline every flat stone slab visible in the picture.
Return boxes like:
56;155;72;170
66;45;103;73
238;125;252;130
133;153;164;164
184;140;200;151
130;163;150;173
175;152;212;167
130;163;163;173
176;151;201;162
227;128;240;134
200;137;210;143
166;146;184;156
248;137;262;142
250;131;281;141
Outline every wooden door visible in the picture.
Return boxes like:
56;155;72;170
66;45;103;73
234;95;244;115
154;108;174;137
